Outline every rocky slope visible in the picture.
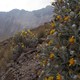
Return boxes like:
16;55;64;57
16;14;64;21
0;23;51;80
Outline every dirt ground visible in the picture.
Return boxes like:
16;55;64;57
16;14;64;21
0;48;41;80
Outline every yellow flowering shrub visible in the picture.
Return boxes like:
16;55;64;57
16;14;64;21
48;40;53;46
41;60;48;66
51;22;56;28
64;16;70;21
56;15;62;20
27;29;34;36
38;0;80;80
48;76;54;80
56;74;62;80
21;43;25;48
44;77;48;80
44;76;54;80
50;29;56;35
49;52;55;60
69;58;75;66
21;30;27;37
58;0;63;3
69;36;75;44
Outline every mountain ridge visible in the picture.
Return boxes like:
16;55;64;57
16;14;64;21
0;5;53;41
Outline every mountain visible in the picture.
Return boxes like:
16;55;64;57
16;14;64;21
0;6;53;41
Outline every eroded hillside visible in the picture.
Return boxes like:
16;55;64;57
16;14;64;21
0;23;51;80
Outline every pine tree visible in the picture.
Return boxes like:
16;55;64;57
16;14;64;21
38;0;80;80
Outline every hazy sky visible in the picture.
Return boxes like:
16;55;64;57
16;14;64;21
0;0;53;12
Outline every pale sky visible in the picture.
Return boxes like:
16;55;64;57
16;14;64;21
0;0;53;12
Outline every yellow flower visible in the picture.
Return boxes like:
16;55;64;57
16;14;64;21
48;40;53;45
44;77;48;80
56;73;62;80
27;29;33;34
51;22;56;28
50;29;56;35
69;36;75;44
21;43;25;48
40;60;47;66
27;29;31;33
48;76;54;80
69;58;75;66
22;45;25;48
21;30;27;37
64;16;70;21
49;53;55;59
36;54;39;58
58;0;63;3
27;29;35;36
56;15;62;20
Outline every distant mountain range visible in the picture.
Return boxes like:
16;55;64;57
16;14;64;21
0;6;53;41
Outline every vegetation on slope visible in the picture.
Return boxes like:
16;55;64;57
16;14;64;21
0;0;80;80
38;0;80;80
0;23;51;80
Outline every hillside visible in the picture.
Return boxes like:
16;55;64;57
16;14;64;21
0;23;51;80
0;0;80;80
